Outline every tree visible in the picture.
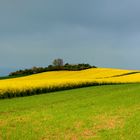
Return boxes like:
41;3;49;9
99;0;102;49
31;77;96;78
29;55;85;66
52;58;64;67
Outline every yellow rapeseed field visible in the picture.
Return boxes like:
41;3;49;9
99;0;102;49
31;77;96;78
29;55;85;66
0;68;140;98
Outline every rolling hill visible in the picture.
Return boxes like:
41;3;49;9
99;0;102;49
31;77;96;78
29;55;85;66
0;68;140;98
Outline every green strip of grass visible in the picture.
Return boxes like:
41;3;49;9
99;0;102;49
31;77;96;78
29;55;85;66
0;84;140;140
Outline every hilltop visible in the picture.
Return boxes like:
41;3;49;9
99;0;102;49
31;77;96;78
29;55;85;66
0;67;140;99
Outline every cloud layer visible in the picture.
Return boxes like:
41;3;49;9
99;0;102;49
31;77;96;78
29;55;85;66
1;0;140;75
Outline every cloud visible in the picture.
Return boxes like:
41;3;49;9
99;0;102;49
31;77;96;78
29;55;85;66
0;0;140;75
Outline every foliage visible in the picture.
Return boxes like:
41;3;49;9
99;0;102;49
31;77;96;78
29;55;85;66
9;61;96;76
52;58;64;67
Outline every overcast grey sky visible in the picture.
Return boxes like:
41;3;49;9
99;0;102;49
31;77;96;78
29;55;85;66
1;0;140;75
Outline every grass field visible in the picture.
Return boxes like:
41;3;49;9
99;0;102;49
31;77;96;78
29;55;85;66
0;83;140;140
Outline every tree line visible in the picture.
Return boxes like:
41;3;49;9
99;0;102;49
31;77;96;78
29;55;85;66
9;59;97;76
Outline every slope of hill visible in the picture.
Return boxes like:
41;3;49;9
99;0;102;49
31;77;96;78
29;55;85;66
0;84;140;139
0;68;140;98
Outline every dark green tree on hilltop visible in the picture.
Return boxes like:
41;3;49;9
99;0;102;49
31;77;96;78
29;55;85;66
9;58;96;76
53;58;64;67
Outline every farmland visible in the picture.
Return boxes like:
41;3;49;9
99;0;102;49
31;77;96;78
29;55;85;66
0;68;140;139
0;84;140;139
0;68;140;98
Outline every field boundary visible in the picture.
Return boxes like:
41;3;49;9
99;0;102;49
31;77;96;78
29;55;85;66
0;82;126;99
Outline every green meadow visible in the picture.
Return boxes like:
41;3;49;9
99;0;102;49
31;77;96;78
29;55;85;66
0;84;140;140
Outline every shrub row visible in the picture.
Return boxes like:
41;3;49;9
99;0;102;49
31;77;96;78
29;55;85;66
9;63;96;77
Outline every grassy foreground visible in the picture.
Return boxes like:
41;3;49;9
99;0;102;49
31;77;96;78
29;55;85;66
0;84;140;140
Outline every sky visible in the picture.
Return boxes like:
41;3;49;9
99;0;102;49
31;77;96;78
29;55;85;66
1;0;140;75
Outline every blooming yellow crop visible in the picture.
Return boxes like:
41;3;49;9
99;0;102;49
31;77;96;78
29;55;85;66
0;68;140;98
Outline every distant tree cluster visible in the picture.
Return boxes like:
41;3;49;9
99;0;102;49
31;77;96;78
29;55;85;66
9;59;97;76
